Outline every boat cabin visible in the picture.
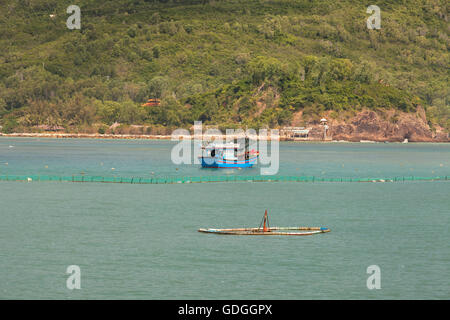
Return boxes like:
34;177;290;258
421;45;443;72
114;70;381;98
201;143;241;161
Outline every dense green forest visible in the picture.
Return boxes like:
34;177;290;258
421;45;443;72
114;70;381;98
0;0;448;134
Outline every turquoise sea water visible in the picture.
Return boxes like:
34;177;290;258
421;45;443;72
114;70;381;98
0;137;449;299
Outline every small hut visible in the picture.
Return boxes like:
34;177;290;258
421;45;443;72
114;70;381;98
142;98;161;107
320;118;329;140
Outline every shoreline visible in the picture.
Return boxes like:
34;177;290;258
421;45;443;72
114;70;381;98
0;132;448;143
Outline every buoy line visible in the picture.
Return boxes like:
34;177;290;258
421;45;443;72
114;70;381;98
0;174;448;184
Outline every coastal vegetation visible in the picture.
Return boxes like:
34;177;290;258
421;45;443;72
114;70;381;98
0;0;448;134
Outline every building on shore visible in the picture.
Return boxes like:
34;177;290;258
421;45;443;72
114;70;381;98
36;125;65;132
142;98;161;107
280;127;310;140
320;118;332;141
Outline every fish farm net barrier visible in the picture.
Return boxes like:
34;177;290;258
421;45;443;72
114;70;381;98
0;175;448;184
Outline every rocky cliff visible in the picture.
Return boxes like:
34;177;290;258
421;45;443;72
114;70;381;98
299;107;449;142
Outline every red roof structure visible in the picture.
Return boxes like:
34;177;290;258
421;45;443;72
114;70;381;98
142;98;161;107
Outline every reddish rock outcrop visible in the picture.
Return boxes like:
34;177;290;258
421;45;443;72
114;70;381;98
293;107;448;142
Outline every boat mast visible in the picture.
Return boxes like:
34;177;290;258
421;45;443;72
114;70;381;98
258;209;270;232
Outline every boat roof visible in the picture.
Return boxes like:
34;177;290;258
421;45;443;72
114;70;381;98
202;143;241;149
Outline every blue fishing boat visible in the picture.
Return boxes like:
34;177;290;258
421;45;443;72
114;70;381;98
200;142;259;168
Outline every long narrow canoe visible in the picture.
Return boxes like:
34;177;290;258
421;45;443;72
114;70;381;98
198;226;331;236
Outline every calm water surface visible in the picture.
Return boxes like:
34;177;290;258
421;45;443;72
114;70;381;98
0;138;449;299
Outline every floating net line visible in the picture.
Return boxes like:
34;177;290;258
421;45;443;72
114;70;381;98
0;175;448;184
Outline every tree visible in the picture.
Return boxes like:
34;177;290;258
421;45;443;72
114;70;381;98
152;45;161;58
248;56;284;85
1;117;18;133
328;59;353;81
301;55;319;80
148;76;169;99
96;100;122;125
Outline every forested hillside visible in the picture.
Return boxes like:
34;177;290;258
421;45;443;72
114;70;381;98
0;0;448;135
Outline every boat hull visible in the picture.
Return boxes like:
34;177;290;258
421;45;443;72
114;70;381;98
198;227;331;236
201;156;258;168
